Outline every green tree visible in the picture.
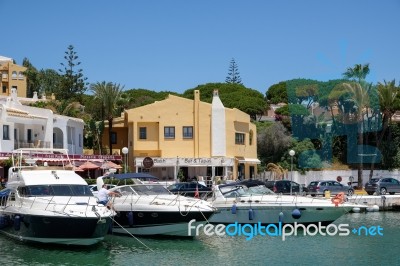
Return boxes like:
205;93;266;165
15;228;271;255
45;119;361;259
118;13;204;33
38;69;61;96
183;83;266;120
22;58;40;98
90;81;124;155
266;81;287;104
225;58;242;84
257;122;292;164
58;45;88;101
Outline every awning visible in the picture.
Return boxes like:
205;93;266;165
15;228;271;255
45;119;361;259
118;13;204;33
237;158;261;164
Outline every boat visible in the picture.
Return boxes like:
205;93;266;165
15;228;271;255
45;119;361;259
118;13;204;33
209;182;365;225
0;148;114;246
97;173;216;237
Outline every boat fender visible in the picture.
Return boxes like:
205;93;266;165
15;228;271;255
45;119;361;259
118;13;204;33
248;208;254;220
231;203;237;214
331;192;345;207
279;212;284;223
292;209;301;219
127;211;134;227
14;215;21;231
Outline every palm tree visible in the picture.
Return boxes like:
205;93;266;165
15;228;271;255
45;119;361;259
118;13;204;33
366;80;400;179
378;80;399;135
343;63;370;83
341;82;372;189
90;81;124;155
266;163;287;180
341;63;372;189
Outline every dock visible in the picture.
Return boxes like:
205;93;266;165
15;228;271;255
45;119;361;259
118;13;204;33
347;194;400;211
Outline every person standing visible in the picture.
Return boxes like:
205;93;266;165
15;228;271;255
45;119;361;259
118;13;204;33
97;184;120;208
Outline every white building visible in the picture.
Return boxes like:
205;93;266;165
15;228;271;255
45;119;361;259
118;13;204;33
0;88;84;154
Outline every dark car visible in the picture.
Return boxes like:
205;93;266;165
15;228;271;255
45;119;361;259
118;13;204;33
167;182;212;198
365;177;400;195
264;180;307;194
307;180;354;196
239;179;267;188
0;188;11;206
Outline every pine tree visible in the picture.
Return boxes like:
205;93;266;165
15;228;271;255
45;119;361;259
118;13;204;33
225;58;242;84
58;45;88;101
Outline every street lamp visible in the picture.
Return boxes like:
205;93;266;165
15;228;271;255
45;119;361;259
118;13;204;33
289;149;295;195
122;147;128;174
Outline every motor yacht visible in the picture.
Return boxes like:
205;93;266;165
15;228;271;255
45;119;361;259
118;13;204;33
0;148;114;246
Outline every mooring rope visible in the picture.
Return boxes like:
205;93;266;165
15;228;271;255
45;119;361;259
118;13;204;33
110;216;154;252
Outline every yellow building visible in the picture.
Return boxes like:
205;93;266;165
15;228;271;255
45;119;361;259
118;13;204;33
0;56;27;97
104;90;260;181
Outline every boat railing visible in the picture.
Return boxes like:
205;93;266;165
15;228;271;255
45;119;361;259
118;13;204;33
112;192;203;207
8;194;102;216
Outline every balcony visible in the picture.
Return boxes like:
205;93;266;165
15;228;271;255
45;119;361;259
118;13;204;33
14;140;51;149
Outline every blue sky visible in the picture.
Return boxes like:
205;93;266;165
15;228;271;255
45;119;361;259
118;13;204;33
1;0;399;94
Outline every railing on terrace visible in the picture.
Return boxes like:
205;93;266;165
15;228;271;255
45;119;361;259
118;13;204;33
14;140;51;150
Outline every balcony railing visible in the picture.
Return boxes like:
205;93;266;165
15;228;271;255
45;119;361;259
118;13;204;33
14;140;51;149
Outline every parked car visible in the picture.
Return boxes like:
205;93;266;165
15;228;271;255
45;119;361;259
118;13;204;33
0;188;10;206
239;179;267;188
264;180;308;194
365;177;400;195
307;180;354;196
167;182;212;198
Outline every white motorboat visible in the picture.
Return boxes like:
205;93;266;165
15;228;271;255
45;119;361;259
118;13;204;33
0;148;114;246
209;182;365;225
97;173;216;237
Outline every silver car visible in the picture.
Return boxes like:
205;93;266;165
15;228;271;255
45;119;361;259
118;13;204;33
365;177;400;195
307;180;354;196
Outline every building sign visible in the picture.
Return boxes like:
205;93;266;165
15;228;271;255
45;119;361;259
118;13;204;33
142;157;154;168
0;152;122;161
136;157;234;167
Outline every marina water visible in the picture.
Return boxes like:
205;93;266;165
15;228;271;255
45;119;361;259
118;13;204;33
0;211;399;266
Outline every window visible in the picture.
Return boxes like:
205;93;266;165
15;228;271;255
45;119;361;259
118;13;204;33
2;86;6;93
164;127;175;139
111;132;117;144
3;125;10;140
183;126;193;139
139;127;147;139
235;133;245;145
27;129;32;143
11;71;17;79
249;130;253;145
18;71;24;80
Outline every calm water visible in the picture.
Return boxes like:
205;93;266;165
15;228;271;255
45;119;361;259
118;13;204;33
1;212;399;266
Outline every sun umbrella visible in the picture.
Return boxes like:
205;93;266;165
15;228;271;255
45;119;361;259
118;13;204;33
65;162;84;172
100;161;122;170
78;161;100;170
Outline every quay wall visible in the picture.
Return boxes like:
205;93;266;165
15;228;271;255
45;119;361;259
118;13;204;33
348;195;400;211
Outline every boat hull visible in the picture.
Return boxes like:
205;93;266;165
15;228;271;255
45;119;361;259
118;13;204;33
0;214;112;246
209;204;353;225
112;210;215;237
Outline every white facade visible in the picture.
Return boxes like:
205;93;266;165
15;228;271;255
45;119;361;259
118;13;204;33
211;89;226;157
0;88;84;155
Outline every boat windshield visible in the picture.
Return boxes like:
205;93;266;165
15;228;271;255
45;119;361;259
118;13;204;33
116;184;171;196
18;185;93;197
220;184;274;198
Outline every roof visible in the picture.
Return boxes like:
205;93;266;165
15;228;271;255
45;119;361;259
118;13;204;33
0;55;13;62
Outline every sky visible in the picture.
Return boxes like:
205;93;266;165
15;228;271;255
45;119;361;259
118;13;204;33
1;0;399;94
